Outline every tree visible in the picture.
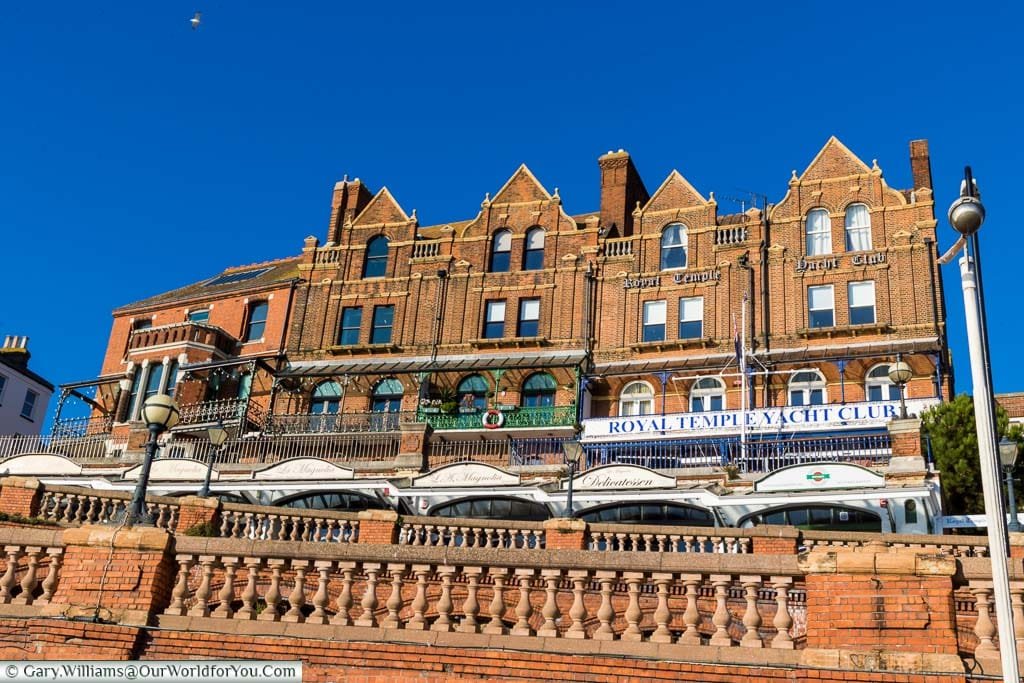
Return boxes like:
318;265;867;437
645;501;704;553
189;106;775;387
921;394;1021;515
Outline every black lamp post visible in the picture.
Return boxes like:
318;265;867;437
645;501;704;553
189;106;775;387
999;437;1021;533
560;440;583;518
887;355;912;419
125;394;180;526
200;420;228;497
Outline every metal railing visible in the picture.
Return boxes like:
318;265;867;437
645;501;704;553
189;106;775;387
0;432;126;462
427;436;572;467
419;405;575;431
177;398;266;429
170;432;402;466
49;415;114;439
583;432;892;473
265;411;413;434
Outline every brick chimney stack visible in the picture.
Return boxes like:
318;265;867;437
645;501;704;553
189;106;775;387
909;139;932;191
598;150;649;237
326;177;373;245
0;335;30;369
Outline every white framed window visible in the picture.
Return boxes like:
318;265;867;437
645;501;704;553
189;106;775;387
490;230;512;272
523;227;545;271
642;300;666;342
483;300;506;339
866;363;901;402
660;223;688;270
20;390;38;421
844;203;872;251
789;370;826;406
619;381;655;416
188;309;210;323
678;296;703;339
808;285;834;328
517;298;540;337
690;377;725;412
848;281;876;325
805;208;832;256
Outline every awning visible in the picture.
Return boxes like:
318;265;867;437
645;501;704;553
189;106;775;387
593;337;941;377
59;374;126;391
179;355;279;374
278;350;587;378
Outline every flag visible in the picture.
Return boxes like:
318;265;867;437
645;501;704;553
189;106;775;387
733;313;742;368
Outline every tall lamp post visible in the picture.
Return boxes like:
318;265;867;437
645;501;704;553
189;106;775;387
126;394;180;526
887;355;912;419
947;168;1019;682
200;420;228;497
999;437;1021;533
560;440;583;518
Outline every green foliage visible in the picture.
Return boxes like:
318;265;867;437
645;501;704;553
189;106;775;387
922;394;1021;515
0;511;57;527
182;521;219;537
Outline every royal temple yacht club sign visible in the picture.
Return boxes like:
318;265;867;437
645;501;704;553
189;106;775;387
582;398;939;441
123;458;217;482
567;464;676;491
623;268;721;290
252;458;354;481
795;251;886;273
754;462;885;492
413;462;520;488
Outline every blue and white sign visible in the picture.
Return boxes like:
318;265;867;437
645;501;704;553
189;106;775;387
582;398;939;442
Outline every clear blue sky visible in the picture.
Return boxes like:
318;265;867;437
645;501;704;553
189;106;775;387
3;2;1022;427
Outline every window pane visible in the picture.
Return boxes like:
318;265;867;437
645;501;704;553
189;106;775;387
845;204;872;251
491;251;510;272
660;224;688;270
679;320;702;339
848;281;874;307
245;302;268;341
188;309;209;323
679;296;702;321
643;300;666;324
790;391;804;407
371;305;394;344
867;385;882;402
338;307;362;345
806;209;832;256
20;391;37;419
363;237;389;278
491;231;511;272
850;306;875;325
487;301;506;322
494;231;512;251
808;285;834;310
144;364;164;401
525;229;545;249
520;299;540;320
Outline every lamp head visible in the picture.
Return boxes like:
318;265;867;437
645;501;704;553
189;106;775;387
561;440;583;465
948;196;985;236
887;360;912;386
999;436;1020;469
140;394;180;431
207;421;229;448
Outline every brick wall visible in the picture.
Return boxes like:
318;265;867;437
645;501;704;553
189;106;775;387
0;476;42;517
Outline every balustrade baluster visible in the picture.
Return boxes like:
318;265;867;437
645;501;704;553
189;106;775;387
594;571;616;640
38;548;62;605
622;573;643;641
12;547;42;605
235;558;261;620
258;559;285;622
308;561;333;625
483;569;508;635
651;573;673;643
283;560;310;622
164;555;194;616
972;584;998;656
62;495;77;523
1011;582;1024;652
511;569;535;636
289;516;302;542
460;567;482;633
212;557;238;618
771;577;794;649
0;547;22;604
188;556;216;617
710;576;733;647
740;577;763;647
566;570;589;639
538;569;562;637
431;566;455;632
331;562;356;626
406;565;430;630
382;563;405;629
356;563;381;627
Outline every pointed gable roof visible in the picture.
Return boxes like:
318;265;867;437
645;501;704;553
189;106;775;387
798;136;872;182
641;170;707;214
352;187;410;226
490;164;552;205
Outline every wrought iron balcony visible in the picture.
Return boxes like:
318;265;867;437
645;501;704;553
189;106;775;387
264;411;414;434
176;398;266;430
416;404;576;430
49;415;114;439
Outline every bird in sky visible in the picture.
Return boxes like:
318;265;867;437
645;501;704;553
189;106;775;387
190;11;201;30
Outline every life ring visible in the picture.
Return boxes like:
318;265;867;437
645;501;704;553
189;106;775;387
482;409;504;429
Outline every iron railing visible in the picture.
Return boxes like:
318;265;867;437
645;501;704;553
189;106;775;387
418;405;575;431
0;432;127;462
583;432;892;473
163;432;402;466
427;436;572;467
265;411;414;434
49;415;114;439
177;398;266;430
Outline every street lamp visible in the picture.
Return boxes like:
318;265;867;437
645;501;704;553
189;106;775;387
999;437;1020;533
947;167;1019;682
200;420;228;497
125;394;180;526
887;355;912;419
560;440;583;518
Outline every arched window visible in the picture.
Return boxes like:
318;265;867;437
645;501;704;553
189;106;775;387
865;363;901;402
521;372;556;408
619;381;655;416
739;504;881;532
309;381;342;432
371;378;404;413
788;370;826;407
457;374;489;411
844;203;872;251
660;223;688;270
522;227;545;271
490;230;512;272
363;236;389;278
690;377;725;412
805;208;832;256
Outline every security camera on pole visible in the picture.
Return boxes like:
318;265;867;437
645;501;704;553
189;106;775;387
945;167;1019;682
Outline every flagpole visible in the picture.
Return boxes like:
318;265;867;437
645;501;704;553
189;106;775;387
739;296;748;470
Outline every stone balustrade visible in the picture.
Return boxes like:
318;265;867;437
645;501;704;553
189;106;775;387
398;516;544;549
38;485;179;531
219;503;360;543
587;523;753;553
